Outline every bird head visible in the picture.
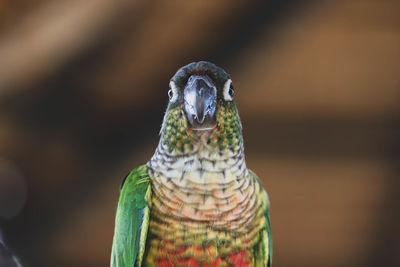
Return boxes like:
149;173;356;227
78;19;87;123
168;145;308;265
160;61;242;153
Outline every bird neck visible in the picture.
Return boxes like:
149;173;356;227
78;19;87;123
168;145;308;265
148;131;247;186
147;131;251;219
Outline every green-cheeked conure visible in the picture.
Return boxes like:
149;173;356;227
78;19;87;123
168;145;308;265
111;61;272;267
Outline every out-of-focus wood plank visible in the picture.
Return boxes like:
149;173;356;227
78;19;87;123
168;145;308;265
233;1;400;119
242;118;399;158
0;1;48;31
0;0;147;98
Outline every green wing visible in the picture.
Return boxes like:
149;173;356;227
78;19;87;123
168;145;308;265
111;164;151;267
250;170;273;267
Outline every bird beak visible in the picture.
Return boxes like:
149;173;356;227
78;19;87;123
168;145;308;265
184;75;217;130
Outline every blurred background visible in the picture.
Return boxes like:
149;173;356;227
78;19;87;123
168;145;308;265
0;0;399;266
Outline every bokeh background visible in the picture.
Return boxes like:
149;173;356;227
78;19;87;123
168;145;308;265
1;1;400;266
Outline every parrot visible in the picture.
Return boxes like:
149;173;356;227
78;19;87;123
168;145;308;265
111;61;272;267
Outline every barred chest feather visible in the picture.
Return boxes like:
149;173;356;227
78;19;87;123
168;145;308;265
144;135;267;266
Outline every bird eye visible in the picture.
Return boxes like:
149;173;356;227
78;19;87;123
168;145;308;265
168;89;173;100
222;79;234;101
228;87;234;97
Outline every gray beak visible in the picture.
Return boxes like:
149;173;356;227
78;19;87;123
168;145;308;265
184;75;217;129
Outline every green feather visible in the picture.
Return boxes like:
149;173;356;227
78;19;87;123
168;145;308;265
252;202;272;267
111;164;151;267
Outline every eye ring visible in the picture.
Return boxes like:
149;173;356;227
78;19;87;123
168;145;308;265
168;89;173;100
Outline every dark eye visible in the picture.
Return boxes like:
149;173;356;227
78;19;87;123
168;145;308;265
228;87;234;97
168;89;173;100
